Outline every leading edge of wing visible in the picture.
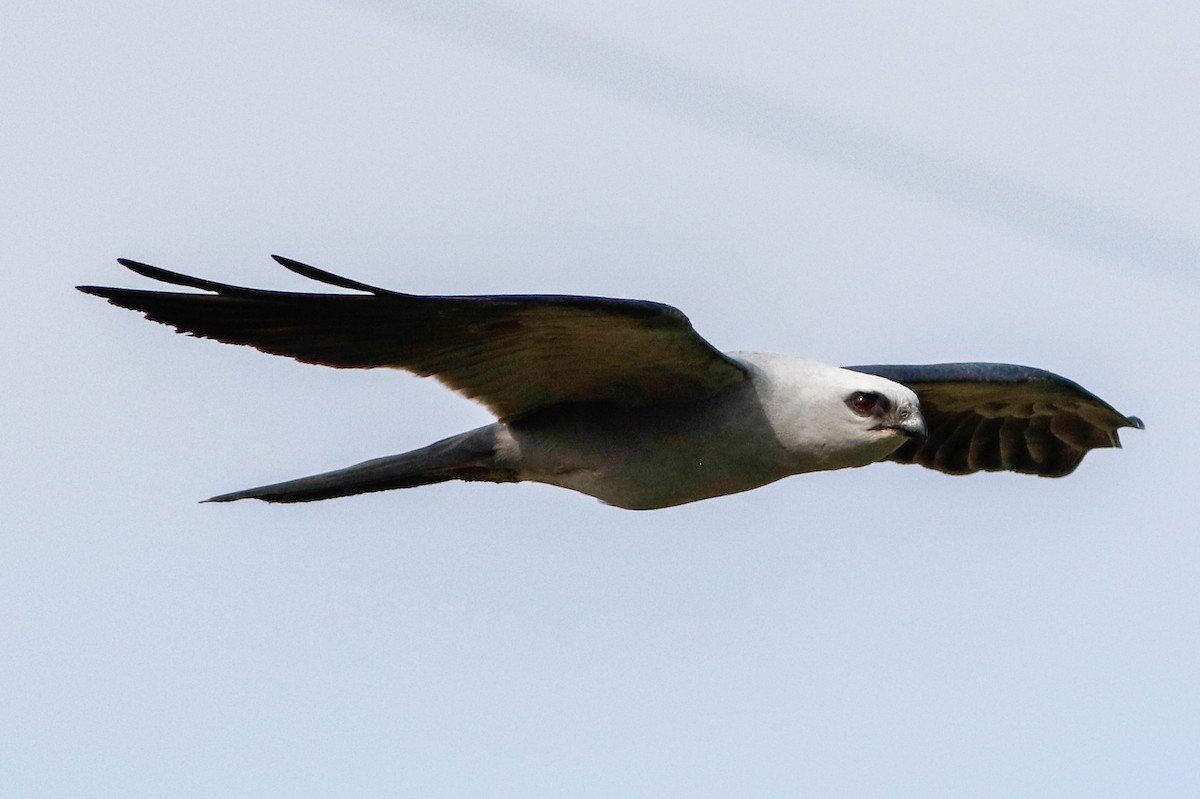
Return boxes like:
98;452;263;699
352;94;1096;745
77;256;750;419
77;255;698;321
846;362;1143;430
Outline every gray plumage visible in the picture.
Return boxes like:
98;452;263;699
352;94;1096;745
78;256;1142;509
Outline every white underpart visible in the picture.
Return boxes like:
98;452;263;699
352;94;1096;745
498;351;923;509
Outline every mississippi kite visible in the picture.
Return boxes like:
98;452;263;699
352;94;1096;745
78;256;1143;509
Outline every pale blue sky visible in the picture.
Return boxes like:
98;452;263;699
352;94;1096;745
3;1;1196;796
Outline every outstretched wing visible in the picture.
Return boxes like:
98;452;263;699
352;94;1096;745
78;256;748;420
845;362;1143;477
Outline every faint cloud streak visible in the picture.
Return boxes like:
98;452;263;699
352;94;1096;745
361;0;1197;290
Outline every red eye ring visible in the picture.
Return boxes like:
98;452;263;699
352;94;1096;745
852;393;877;413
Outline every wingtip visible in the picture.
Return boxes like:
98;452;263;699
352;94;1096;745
270;253;396;294
114;256;209;289
270;253;304;270
270;253;337;283
115;257;160;277
202;491;244;503
74;258;174;295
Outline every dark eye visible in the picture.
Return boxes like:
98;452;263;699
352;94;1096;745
850;392;878;413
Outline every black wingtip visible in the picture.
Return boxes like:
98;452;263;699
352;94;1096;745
116;257;169;281
111;257;250;294
75;258;194;296
270;253;308;271
271;254;398;295
203;489;255;503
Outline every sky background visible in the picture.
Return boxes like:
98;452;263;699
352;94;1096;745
3;1;1197;796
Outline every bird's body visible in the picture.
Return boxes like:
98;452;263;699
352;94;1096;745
204;353;919;509
500;353;920;509
78;256;1142;509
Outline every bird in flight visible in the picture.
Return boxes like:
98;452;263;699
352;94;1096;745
78;256;1143;509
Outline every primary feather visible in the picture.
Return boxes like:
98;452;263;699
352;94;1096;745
79;256;747;421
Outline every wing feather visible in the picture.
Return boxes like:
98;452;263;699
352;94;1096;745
78;257;749;420
966;416;1003;472
846;362;1142;477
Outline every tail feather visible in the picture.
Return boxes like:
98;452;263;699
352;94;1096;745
205;425;503;504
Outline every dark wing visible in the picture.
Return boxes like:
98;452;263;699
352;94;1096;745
845;362;1143;477
77;256;748;420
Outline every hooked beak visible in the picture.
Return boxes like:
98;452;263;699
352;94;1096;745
878;409;927;444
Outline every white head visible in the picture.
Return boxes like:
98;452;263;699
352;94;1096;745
738;353;926;472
